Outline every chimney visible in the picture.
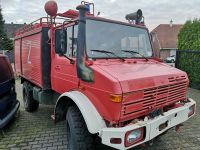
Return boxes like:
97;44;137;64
170;19;173;27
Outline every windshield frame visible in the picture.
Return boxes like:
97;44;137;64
85;16;154;60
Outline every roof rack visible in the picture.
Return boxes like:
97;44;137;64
14;17;73;36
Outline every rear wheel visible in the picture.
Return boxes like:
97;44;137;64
66;106;95;150
23;81;39;112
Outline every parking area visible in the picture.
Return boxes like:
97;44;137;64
0;80;199;150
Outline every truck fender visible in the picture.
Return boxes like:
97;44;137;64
54;90;106;134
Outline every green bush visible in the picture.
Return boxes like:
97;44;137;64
178;19;200;88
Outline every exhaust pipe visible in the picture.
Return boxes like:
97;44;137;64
76;5;94;82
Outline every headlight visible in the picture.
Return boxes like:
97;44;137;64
188;104;195;117
127;129;142;143
125;127;145;147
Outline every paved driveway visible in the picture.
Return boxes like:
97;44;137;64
0;80;199;150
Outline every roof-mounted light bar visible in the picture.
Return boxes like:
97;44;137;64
81;1;95;15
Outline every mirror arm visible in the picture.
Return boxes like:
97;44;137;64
63;54;75;64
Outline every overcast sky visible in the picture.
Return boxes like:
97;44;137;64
1;0;200;31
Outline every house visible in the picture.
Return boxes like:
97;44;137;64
1;23;24;62
4;22;25;40
151;21;183;60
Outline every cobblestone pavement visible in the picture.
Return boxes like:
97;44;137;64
0;80;199;150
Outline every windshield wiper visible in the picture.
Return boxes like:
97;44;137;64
121;50;149;61
91;49;125;61
63;54;74;64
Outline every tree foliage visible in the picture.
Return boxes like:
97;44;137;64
178;19;200;88
178;19;200;50
0;8;13;50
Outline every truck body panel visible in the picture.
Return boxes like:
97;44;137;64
14;39;21;75
14;26;51;89
21;32;42;86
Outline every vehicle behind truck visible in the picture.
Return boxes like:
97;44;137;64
14;1;196;150
0;55;19;128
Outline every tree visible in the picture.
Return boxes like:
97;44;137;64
0;8;13;50
178;19;200;50
178;19;200;88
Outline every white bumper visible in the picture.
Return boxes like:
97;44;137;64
100;98;196;150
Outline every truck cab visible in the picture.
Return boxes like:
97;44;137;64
14;1;196;150
0;55;19;128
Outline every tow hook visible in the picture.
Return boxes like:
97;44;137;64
175;124;183;132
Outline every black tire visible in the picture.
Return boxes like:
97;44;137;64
66;106;95;150
171;59;175;63
23;81;39;112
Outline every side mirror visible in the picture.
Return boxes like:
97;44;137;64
55;28;67;55
59;28;67;56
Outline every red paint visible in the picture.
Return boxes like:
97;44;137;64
15;27;44;87
57;9;94;19
44;0;58;16
57;10;79;19
14;39;21;75
14;13;190;125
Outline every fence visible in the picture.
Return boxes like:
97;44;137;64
175;50;200;89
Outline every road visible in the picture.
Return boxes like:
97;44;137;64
0;80;199;150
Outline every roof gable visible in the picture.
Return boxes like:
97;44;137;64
151;24;183;49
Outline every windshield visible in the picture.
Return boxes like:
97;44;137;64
86;19;153;59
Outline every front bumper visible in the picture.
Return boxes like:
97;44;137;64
100;98;196;150
0;100;20;128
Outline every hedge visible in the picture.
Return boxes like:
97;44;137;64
178;19;200;89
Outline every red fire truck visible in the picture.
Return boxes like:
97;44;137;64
14;1;196;150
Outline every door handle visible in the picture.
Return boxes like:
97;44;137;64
55;66;61;71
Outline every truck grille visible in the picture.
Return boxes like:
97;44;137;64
122;76;188;119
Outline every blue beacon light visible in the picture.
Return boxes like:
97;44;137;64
85;4;90;13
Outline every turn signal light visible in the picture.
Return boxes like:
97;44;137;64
110;94;122;103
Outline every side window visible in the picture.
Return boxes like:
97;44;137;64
55;29;61;53
66;26;73;57
73;25;78;57
66;25;78;57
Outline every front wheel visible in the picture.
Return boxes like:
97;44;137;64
66;106;95;150
23;81;39;112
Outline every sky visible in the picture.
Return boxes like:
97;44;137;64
1;0;200;31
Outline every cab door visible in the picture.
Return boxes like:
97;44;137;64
51;25;79;93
